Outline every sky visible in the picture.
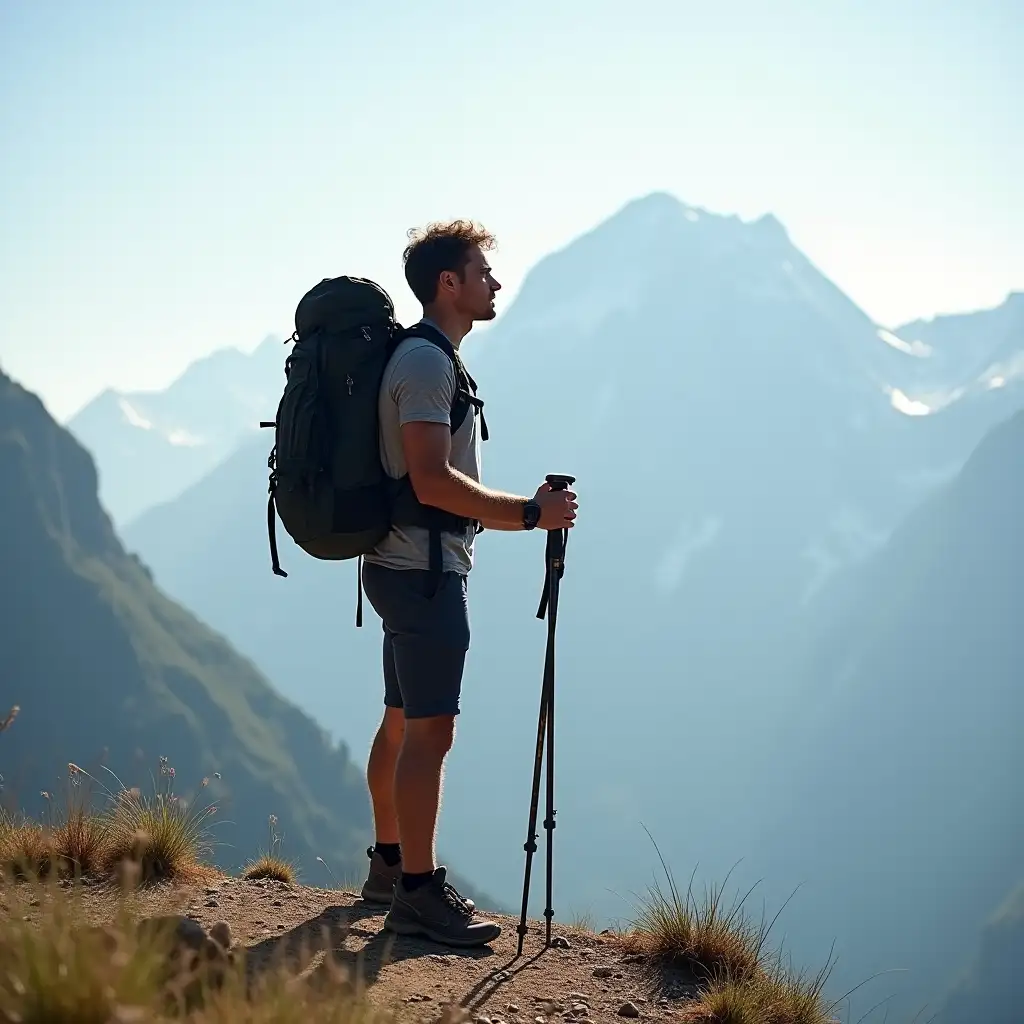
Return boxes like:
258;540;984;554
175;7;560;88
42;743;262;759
1;0;1021;422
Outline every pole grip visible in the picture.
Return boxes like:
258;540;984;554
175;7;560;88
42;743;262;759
546;473;575;492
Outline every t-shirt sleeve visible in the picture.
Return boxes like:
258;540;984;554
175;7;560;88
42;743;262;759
388;341;456;427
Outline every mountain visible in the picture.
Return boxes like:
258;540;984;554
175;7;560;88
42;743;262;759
120;192;943;911
892;290;1024;392
873;292;1024;488
938;879;1024;1024
740;405;1024;1020
67;335;287;525
0;364;490;906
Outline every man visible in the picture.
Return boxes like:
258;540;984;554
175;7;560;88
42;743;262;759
358;219;579;948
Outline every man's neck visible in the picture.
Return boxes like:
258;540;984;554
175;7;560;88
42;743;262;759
421;306;471;349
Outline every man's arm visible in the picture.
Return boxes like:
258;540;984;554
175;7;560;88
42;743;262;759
401;421;529;527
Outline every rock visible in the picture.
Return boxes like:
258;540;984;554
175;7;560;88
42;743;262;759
572;1005;589;1015
618;1004;640;1019
204;898;219;907
506;1005;520;1014
593;966;614;978
209;921;233;949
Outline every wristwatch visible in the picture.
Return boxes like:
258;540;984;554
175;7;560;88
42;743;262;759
521;499;542;530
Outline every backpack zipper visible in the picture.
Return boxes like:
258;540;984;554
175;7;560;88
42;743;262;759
346;374;354;395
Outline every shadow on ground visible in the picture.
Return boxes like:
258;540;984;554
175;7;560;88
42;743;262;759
242;897;570;1011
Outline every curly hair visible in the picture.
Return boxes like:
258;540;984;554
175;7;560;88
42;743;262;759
402;219;497;305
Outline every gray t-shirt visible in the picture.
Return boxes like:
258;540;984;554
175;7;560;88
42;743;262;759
363;327;481;575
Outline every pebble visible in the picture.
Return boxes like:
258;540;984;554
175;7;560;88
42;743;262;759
619;1004;640;1019
204;898;219;907
593;966;614;978
506;1005;520;1014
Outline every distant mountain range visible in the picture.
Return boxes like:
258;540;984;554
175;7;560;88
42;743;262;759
54;191;1024;1016
68;335;286;525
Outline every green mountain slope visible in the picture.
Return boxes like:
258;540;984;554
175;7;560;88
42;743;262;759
0;366;490;904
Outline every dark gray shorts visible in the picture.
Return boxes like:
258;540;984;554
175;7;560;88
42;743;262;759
360;562;470;719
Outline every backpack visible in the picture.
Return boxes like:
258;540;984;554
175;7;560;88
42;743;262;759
259;275;488;624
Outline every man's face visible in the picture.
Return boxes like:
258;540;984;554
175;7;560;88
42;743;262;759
452;244;502;321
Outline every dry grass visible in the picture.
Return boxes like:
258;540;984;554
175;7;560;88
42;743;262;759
677;960;840;1024
243;815;298;883
620;831;846;1024
0;875;389;1024
621;851;774;985
243;855;297;883
1;757;221;886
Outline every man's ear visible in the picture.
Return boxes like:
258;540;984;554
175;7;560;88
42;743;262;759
439;270;457;294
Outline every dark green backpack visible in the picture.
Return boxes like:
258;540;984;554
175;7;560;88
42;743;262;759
260;275;487;623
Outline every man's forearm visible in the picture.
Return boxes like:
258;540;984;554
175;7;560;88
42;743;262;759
414;465;528;526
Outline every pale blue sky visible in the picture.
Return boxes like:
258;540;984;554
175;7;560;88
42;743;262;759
1;0;1021;421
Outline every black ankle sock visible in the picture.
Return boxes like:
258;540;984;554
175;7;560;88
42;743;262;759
401;870;434;891
374;842;401;867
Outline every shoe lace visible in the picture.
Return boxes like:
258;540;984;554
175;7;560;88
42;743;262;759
441;880;473;917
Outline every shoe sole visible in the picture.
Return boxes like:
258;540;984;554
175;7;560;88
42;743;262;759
383;914;501;948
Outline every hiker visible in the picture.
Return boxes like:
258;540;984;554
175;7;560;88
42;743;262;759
358;220;579;947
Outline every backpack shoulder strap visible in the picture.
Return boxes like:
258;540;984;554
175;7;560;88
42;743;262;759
395;322;489;440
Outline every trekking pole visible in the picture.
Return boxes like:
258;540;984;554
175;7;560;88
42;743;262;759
516;473;575;957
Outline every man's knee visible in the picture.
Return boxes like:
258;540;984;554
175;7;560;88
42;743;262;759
403;714;456;758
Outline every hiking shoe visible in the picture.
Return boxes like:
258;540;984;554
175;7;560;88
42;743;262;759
360;847;402;904
360;849;476;910
383;866;500;947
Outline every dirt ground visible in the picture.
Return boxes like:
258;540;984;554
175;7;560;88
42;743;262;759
7;872;701;1023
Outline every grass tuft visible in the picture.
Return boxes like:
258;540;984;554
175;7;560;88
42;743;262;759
243;854;297;884
621;829;843;1024
99;760;220;883
621;847;772;984
243;815;297;883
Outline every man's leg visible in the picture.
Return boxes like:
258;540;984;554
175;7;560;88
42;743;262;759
367;705;405;846
393;714;455;876
361;627;408;903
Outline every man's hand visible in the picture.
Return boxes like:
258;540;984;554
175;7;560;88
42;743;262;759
533;481;578;530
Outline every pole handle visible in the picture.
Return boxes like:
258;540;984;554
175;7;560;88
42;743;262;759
546;473;575;492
